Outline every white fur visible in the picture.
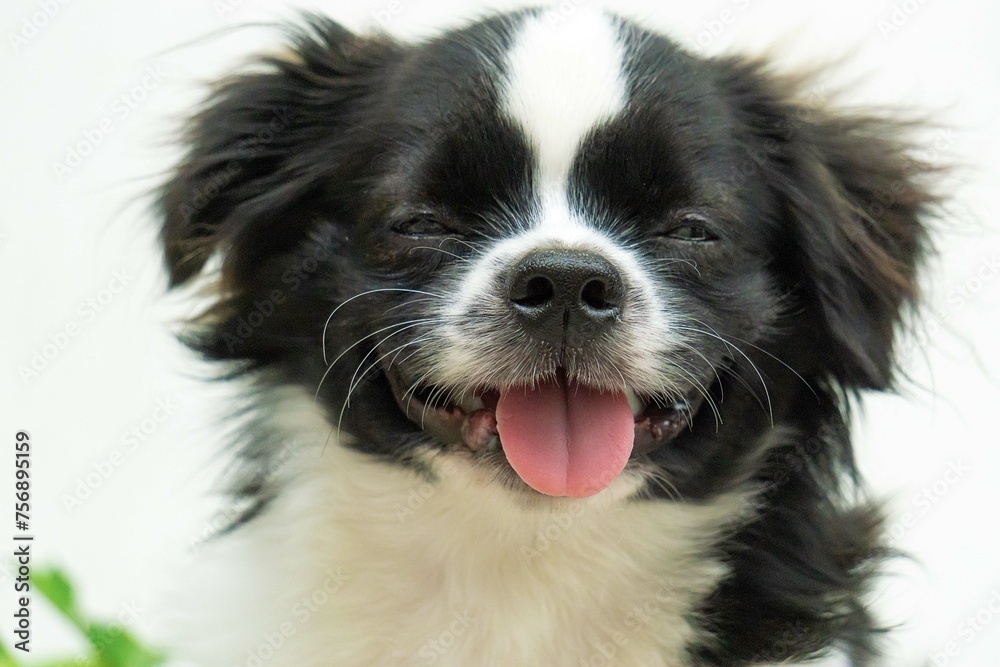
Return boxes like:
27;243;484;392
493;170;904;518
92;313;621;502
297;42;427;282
503;8;627;187
169;388;752;666
435;10;682;397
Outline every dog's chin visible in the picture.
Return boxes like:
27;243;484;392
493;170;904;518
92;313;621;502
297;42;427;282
381;357;709;498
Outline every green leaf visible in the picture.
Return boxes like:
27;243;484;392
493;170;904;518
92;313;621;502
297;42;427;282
85;624;164;667
0;640;23;667
32;569;85;630
15;568;166;667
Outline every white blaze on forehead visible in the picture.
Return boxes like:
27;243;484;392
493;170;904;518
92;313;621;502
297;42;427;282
439;8;671;371
446;9;659;320
502;9;628;188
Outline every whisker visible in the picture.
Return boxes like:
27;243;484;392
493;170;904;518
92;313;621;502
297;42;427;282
670;340;724;393
713;331;817;400
647;257;701;276
421;383;452;428
403;368;438;416
407;246;469;263
668;361;722;430
345;323;426;400
643;468;683;503
676;323;774;427
314;319;430;402
381;297;439;316
691;346;771;422
388;333;434;370
355;333;436;397
445;237;485;253
334;324;431;446
322;288;444;364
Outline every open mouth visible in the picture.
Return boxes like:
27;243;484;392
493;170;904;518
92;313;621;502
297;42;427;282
382;362;706;498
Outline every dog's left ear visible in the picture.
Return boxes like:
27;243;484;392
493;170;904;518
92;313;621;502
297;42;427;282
727;63;938;389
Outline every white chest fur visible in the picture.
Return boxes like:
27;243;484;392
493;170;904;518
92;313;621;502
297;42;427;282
171;393;747;667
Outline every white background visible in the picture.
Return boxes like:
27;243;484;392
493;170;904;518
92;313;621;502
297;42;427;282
2;1;998;665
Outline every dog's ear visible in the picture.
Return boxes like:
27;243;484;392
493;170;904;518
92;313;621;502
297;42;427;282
784;111;936;389
158;17;399;287
723;62;938;389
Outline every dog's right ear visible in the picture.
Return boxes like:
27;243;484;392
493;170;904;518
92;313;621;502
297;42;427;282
158;16;400;287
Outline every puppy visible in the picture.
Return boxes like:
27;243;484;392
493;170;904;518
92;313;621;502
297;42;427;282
159;8;936;666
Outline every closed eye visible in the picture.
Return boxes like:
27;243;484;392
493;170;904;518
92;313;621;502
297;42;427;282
660;213;719;243
392;216;450;238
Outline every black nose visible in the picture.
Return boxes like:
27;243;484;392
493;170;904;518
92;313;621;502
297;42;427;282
507;249;625;346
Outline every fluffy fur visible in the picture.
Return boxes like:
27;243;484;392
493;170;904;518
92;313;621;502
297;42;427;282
159;8;936;666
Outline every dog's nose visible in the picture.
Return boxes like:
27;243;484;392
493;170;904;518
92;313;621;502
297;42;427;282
507;249;624;346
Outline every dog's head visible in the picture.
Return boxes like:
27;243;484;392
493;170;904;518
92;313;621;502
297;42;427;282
160;9;933;500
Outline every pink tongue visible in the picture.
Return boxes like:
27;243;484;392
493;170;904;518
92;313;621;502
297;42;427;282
495;378;634;498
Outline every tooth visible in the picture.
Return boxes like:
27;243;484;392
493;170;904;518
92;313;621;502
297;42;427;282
456;392;485;413
625;388;645;417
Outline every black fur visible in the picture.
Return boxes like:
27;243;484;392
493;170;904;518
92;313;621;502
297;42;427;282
159;11;937;665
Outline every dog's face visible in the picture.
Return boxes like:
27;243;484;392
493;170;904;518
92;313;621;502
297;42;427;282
160;10;930;501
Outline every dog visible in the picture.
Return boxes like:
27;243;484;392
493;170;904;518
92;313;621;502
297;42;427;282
158;8;936;666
